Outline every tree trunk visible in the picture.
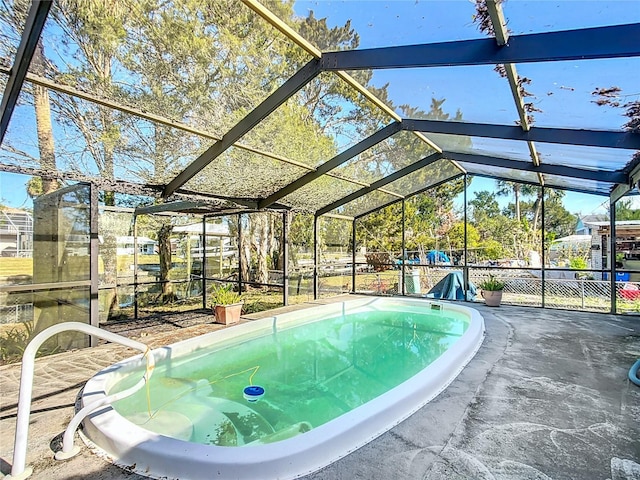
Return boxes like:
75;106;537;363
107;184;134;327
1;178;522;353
32;40;58;194
239;216;251;289
532;190;543;232
158;222;175;303
254;213;270;285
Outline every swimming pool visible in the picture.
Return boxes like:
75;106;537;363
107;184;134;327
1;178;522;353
81;296;484;479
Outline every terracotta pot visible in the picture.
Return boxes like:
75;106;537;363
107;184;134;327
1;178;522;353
213;302;243;325
481;290;503;307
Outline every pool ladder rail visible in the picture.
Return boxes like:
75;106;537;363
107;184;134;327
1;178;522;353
6;322;155;480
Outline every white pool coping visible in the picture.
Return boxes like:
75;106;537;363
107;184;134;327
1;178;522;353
81;296;485;480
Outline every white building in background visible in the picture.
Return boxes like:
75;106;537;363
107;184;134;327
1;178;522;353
116;236;157;255
172;222;236;258
0;207;33;257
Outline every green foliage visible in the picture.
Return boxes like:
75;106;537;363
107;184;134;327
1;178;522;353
469;190;501;220
615;199;640;221
446;222;480;250
478;275;506;291
210;284;242;306
480;239;505;260
357;203;403;253
569;257;588;270
468;186;575;262
543;198;578;238
364;252;393;272
0;321;59;365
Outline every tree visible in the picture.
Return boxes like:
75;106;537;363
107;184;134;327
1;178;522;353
0;1;58;195
496;180;524;222
615;199;640;221
468;190;500;225
446;222;480;251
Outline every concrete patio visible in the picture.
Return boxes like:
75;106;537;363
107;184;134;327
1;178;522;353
1;298;639;480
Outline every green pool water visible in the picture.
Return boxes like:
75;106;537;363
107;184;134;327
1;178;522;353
111;306;469;447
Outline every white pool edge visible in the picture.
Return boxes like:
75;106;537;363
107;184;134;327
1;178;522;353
81;296;485;480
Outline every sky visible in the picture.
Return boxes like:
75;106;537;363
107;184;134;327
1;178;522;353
0;0;638;217
0;172;31;210
289;0;639;215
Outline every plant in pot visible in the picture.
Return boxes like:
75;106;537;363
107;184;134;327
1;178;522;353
478;275;506;307
210;284;243;325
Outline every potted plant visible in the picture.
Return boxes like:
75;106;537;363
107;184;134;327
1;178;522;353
478;275;506;307
210;284;243;325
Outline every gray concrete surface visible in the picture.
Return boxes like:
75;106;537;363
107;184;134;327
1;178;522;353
1;298;639;480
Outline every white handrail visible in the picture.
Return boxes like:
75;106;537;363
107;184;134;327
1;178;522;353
7;322;154;480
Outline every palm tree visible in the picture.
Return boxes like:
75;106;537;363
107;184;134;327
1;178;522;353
496;180;523;222
532;188;566;231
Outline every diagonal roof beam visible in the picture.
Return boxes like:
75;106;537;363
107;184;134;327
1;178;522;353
242;0;444;161
163;58;322;198
470;172;605;196
258;122;402;209
445;151;627;184
316;152;443;216
7;69;401;195
0;0;52;145
402;119;640;150
485;0;541;174
320;24;640;70
352;173;465;220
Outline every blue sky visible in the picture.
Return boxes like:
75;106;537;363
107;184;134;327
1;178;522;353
1;1;637;217
0;172;31;209
291;0;639;215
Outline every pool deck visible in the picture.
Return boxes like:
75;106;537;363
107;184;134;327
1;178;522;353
1;296;639;480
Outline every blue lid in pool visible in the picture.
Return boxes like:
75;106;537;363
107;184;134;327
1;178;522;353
243;385;265;402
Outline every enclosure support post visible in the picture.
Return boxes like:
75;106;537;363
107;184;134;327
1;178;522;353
133;214;139;320
313;215;319;300
463;175;468;301
238;214;243;293
541;186;546;308
283;212;289;306
401;200;406;296
610;200;617;313
352;218;357;294
89;183;99;344
202;217;207;309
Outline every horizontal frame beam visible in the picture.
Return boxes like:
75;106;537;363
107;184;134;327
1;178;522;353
316;152;442;216
353;173;464;220
258;122;402;209
163;58;322;197
402;118;640;150
134;201;218;215
0;0;52;145
321;23;640;70
7;70;404;196
470;171;608;197
445;151;627;184
610;184;631;204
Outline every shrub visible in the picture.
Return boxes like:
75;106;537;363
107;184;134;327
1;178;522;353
478;275;506;291
210;284;242;306
365;252;392;272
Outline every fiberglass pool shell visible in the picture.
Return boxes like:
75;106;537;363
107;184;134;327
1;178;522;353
80;297;485;480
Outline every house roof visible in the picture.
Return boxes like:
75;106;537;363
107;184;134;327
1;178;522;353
173;223;230;236
117;236;156;245
579;214;610;225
